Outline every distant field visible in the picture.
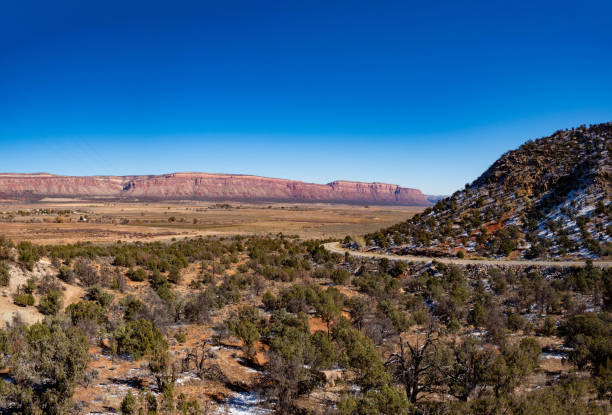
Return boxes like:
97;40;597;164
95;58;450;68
0;201;423;244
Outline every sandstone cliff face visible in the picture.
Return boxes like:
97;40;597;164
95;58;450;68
0;173;431;206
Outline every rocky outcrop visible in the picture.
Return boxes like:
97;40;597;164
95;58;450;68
367;122;612;259
0;172;431;206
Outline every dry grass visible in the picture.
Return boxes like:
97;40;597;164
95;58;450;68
0;201;423;244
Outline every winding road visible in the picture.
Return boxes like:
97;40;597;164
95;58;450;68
323;242;612;268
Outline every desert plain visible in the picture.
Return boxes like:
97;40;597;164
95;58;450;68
0;200;423;245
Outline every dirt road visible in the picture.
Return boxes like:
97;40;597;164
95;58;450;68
323;242;612;268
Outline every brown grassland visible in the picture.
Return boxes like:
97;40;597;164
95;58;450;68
0;201;423;245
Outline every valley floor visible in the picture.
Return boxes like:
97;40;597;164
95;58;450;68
0;201;422;244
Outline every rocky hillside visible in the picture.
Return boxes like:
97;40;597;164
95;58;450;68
0;172;431;206
366;123;612;259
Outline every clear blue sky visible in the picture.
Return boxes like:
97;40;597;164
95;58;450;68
1;1;611;194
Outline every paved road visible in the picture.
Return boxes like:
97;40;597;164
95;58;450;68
323;242;612;268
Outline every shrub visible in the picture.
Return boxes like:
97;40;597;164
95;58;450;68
17;241;41;270
468;302;486;328
8;318;89;413
200;272;213;284
378;300;412;333
120;391;138;414
232;319;260;351
114;318;167;360
121;295;144;321
311;331;337;370
228;306;264;358
559;313;612;376
508;313;526;331
86;285;114;307
539;316;557;336
0;261;9;286
37;274;62;295
262;290;277;310
57;265;75;283
168;267;181;284
333;320;389;390
183;291;210;323
149;269;167;287
127;267;147;282
331;268;351;285
66;300;103;326
111;273;128;292
0;236;14;261
23;277;37;294
14;292;35;307
338;385;413;415
177;393;201;414
38;290;63;315
174;331;186;344
412;309;429;326
156;283;175;303
74;260;101;286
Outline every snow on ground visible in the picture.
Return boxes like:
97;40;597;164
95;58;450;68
175;372;200;385
541;352;567;360
94;382;135;399
578;205;595;216
215;391;272;415
468;330;486;338
236;359;263;374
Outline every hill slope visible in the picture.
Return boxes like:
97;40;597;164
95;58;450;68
0;172;431;206
366;123;612;259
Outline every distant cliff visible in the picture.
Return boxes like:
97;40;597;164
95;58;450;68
0;172;431;206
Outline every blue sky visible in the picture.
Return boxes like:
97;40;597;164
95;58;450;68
1;1;611;194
